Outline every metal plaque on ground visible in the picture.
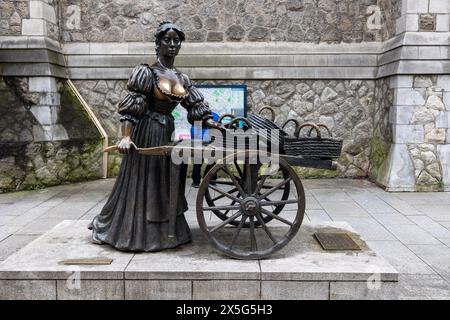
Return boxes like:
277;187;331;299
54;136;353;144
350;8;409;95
314;232;361;250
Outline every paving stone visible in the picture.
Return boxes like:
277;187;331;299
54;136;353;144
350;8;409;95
305;209;332;223
0;215;16;226
385;224;441;245
367;240;436;275
344;191;397;214
261;281;329;300
408;244;450;281
342;218;396;241
0;235;39;261
372;213;415;225
408;216;450;239
413;204;450;221
0;280;56;300
57;280;124;300
193;280;260;300
125;280;192;300
321;201;370;218
397;274;450;300
310;189;353;202
15;218;67;235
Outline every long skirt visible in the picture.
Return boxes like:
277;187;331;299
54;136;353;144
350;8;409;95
89;112;191;251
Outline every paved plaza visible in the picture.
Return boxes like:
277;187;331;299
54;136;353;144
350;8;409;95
1;178;450;299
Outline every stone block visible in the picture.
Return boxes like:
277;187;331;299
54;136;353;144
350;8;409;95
394;88;426;105
397;14;419;34
330;281;399;300
437;144;450;188
436;14;450;31
393;125;424;143
444;92;450;110
389;75;413;89
436;111;449;128
30;106;59;125
437;75;450;91
39;92;60;105
0;280;56;300
419;14;436;31
193;280;260;300
125;280;192;300
419;46;443;59
21;19;46;36
29;1;57;24
32;124;69;141
429;0;450;13
403;0;431;13
28;77;57;92
261;281;329;300
385;144;416;189
390;106;414;124
56;280;124;300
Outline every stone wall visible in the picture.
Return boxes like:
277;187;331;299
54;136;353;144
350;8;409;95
59;0;390;43
376;75;450;191
0;0;29;36
0;77;103;192
74;78;377;178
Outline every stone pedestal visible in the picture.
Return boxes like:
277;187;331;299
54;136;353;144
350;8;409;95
0;220;398;300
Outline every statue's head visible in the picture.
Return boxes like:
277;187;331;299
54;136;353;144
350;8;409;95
154;20;185;58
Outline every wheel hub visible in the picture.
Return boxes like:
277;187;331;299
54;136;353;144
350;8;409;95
241;197;260;216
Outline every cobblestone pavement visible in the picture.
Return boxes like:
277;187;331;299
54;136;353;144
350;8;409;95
1;178;450;299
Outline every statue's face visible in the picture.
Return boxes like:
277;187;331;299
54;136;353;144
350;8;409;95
159;29;181;58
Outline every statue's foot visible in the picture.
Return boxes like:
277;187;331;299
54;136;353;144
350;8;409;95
91;238;105;245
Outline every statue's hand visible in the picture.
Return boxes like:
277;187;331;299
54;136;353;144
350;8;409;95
118;136;133;154
205;118;226;132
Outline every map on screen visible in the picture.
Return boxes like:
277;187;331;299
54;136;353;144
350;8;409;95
171;85;247;140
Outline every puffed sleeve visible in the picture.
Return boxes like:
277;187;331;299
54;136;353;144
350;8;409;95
117;64;153;124
180;75;213;125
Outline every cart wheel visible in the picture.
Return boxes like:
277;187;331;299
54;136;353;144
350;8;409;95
204;161;291;228
196;152;305;259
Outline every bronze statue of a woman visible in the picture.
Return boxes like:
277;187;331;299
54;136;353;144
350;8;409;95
89;21;216;251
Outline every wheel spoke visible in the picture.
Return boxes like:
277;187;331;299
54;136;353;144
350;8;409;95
252;175;268;196
223;199;237;216
245;163;253;194
234;161;243;178
255;213;277;244
249;216;257;251
209;210;243;233
260;199;299;206
211;187;238;202
229;215;247;249
208;184;242;203
259;178;292;199
260;208;293;226
222;166;246;196
203;204;241;211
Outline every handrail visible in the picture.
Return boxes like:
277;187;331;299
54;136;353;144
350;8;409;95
66;79;109;178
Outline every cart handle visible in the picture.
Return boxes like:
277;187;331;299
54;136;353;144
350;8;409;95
218;113;236;124
281;118;300;136
297;123;322;139
307;123;332;138
258;106;276;121
227;117;252;130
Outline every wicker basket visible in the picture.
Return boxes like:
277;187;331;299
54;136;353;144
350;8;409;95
282;122;343;159
247;107;286;151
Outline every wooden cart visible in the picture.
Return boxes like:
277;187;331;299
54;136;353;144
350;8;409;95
105;137;337;260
